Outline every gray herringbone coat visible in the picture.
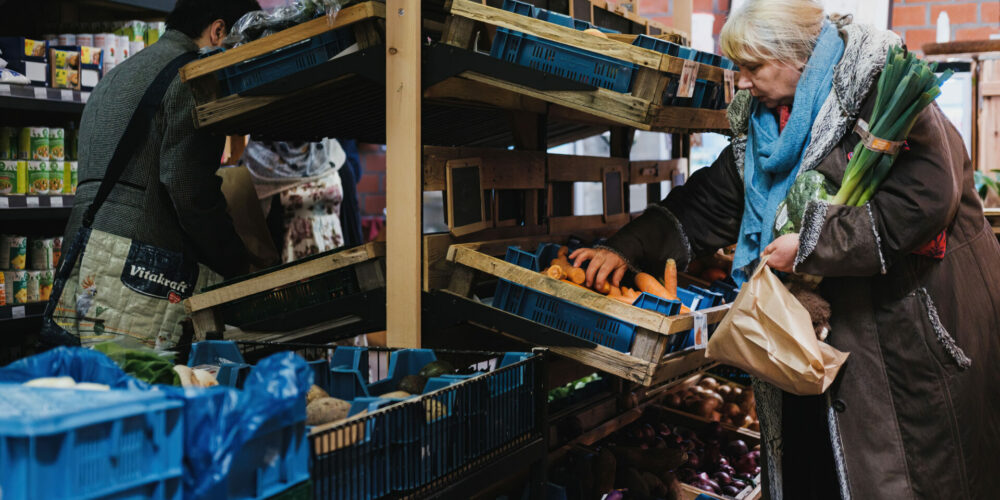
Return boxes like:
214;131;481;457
64;30;247;278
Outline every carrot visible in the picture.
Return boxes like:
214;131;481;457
635;272;671;299
595;281;611;295
664;259;678;297
557;246;569;258
551;257;585;284
608;286;622;298
546;265;566;280
612;294;638;305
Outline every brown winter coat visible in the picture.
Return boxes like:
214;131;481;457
603;23;1000;499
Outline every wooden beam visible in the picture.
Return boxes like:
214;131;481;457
184;242;384;313
423;76;548;114
922;40;1000;56
548;154;629;182
423;146;546;191
386;0;422;348
180;1;385;82
648;105;729;133
630;159;686;184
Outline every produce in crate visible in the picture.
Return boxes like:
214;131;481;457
306;396;351;425
663;375;758;431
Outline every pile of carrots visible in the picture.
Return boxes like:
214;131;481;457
543;246;690;313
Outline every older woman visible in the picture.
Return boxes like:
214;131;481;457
571;0;1000;497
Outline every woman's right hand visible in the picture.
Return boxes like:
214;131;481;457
569;247;627;290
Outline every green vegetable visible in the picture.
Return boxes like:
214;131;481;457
94;342;178;386
833;45;952;207
399;374;427;394
418;360;455;378
775;170;832;235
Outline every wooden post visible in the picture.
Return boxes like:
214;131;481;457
386;0;422;348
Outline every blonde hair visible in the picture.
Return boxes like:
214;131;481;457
720;0;826;68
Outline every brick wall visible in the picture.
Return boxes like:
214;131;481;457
639;0;731;51
890;0;1000;53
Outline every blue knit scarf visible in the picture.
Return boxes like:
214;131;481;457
732;21;844;284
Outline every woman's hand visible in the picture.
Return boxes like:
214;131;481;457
763;233;800;273
569;247;627;290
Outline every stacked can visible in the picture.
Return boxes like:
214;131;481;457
49;128;65;194
20;127;49;195
1;235;28;304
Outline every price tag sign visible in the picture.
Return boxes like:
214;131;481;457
26;196;39;207
691;311;709;349
0;84;10;95
11;306;26;319
677;59;700;99
724;69;736;104
33;87;47;99
0;197;8;209
50;196;63;207
60;89;74;101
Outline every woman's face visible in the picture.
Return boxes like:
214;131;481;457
736;60;803;109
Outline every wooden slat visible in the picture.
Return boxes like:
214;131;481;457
630;159;686;184
461;72;652;128
424;76;549;114
184;242;384;313
922;40;1000;56
548;154;629;182
448;244;729;335
982;81;1000;97
386;0;422;348
648;105;730;132
180;1;385;82
423;146;546;191
448;0;663;69
549;213;630;234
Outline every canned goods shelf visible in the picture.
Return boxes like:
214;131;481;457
0;84;88;114
0;195;74;220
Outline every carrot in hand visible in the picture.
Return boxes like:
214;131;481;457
546;265;566;280
664;259;678;297
551;257;585;284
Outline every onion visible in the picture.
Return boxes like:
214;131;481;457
725;440;749;458
741;415;754;428
665;393;682;408
722;485;743;496
712;471;732;485
698;377;719;390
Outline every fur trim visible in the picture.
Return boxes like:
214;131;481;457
917;288;972;369
728;90;753;135
732;135;748;180
865;204;888;274
826;393;854;500
793;199;830;273
645;204;693;269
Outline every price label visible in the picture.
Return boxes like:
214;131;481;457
81;91;91;102
691;311;708;349
50;196;63;207
33;87;47;99
677;59;700;99
0;197;8;209
11;306;26;319
60;89;74;101
723;69;736;104
0;84;10;95
26;196;39;207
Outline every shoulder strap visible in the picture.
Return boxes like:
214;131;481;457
82;51;197;228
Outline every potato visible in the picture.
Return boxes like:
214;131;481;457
424;399;447;421
381;391;412;399
306;397;351;426
307;385;330;404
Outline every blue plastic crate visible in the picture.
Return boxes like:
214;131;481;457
687;286;724;307
188;340;252;387
0;384;183;500
492;244;680;352
490;28;636;93
710;280;739;303
217;26;355;97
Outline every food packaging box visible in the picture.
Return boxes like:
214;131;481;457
29;238;54;271
0;37;48;86
47;160;63;193
2;235;28;270
0;159;15;194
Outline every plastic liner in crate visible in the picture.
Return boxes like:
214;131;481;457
492;244;681;353
215;26;356;97
0;384;183;500
222;341;542;499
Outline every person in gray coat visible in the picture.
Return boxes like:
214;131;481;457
64;0;260;279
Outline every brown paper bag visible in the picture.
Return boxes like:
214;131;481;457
706;255;849;395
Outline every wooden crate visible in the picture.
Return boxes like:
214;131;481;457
445;242;729;386
442;0;732;133
184;242;386;340
179;1;386;105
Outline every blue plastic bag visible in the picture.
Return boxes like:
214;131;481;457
0;347;313;500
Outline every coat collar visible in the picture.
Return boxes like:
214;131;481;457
159;29;201;53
